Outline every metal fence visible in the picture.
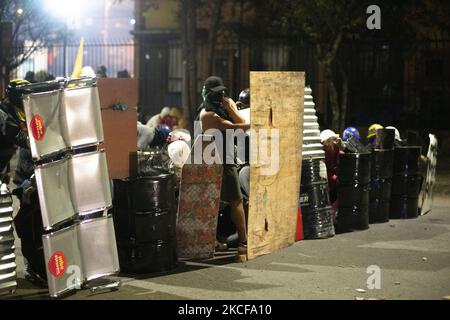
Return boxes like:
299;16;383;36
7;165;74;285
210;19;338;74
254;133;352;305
12;39;135;80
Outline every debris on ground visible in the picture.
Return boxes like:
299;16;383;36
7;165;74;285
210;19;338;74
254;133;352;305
422;257;428;261
356;289;366;293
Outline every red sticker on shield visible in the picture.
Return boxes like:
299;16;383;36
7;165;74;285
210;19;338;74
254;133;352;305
48;251;67;278
30;114;46;141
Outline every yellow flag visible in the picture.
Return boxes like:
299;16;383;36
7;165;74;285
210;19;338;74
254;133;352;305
71;37;84;78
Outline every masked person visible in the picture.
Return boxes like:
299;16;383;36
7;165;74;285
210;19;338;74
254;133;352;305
196;76;250;255
0;80;30;181
1;80;47;286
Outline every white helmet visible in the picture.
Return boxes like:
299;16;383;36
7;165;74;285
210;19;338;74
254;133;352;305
386;126;401;141
320;129;339;143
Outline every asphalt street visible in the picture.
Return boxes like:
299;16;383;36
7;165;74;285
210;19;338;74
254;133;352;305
1;159;450;300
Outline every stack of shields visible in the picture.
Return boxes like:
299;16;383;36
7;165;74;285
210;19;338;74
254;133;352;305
299;87;335;239
336;152;371;232
113;174;178;273
23;78;120;298
369;129;395;223
390;146;423;219
0;184;16;295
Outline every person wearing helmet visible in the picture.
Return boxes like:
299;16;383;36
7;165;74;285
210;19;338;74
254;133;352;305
367;123;383;148
342;126;361;142
320;129;344;221
0;79;30;181
197;76;250;255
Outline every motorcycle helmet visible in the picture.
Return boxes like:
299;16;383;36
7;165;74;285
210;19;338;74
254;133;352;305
6;79;30;110
238;88;250;110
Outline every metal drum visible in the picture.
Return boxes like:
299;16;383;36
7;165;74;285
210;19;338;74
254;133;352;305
390;146;422;219
390;196;420;219
337;153;371;184
369;178;392;223
69;150;112;215
113;173;178;273
77;215;119;282
336;206;370;232
393;146;421;174
42;224;84;298
337;183;370;208
299;158;335;239
369;200;390;223
117;240;177;274
336;152;371;232
371;149;394;179
62;84;104;149
391;174;423;196
23;89;67;160
35;157;76;230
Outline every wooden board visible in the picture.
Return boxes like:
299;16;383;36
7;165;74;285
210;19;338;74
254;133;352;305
100;109;137;179
247;72;304;260
97;78;138;179
97;78;139;109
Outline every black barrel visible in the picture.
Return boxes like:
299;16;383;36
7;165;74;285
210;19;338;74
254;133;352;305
391;174;423;196
370;148;394;224
302;206;335;239
300;158;335;239
337;153;371;184
112;173;178;273
393;146;421;174
336;205;370;232
370;178;392;202
390;196;419;219
117;240;177;274
375;129;395;150
371;149;394;179
336;152;371;233
390;146;422;220
337;183;370;208
369;200;390;223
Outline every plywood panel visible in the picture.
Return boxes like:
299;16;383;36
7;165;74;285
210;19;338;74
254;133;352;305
247;72;304;260
100;109;137;179
97;78;138;109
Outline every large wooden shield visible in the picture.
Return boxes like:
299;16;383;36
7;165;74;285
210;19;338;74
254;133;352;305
247;72;304;260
